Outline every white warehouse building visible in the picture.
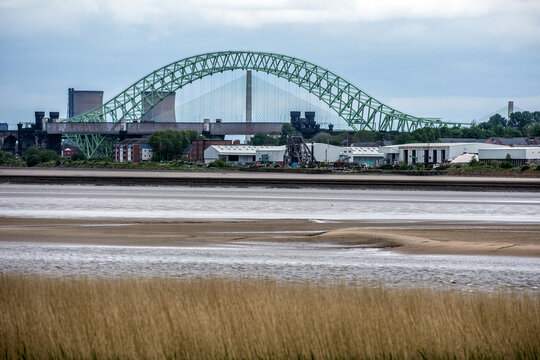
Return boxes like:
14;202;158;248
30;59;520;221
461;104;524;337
380;143;506;165
204;143;384;165
478;147;540;165
204;145;265;165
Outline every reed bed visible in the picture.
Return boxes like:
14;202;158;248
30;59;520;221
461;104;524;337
1;275;539;359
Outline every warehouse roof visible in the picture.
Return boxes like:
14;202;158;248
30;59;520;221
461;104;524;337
209;145;285;155
351;147;383;156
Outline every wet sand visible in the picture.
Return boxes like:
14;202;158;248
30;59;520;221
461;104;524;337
1;217;539;257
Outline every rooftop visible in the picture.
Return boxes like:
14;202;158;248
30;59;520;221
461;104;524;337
210;145;285;154
351;147;383;155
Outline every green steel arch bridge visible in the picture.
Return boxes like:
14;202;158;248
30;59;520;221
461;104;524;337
64;51;466;157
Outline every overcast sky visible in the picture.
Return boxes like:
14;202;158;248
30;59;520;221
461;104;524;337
1;0;539;127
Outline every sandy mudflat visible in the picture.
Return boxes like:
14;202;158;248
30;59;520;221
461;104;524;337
1;217;539;257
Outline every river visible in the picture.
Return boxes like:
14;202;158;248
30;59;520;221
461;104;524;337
1;183;539;290
0;184;539;222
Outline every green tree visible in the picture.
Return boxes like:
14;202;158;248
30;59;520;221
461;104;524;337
148;130;204;161
277;123;298;145
71;152;87;161
449;127;464;138
502;127;523;138
488;114;507;127
438;126;452;138
251;133;278;146
40;150;59;163
312;132;332;144
329;132;350;146
280;123;297;136
0;150;20;165
409;127;440;143
24;146;41;158
393;132;411;144
23;146;59;166
462;126;484;139
528;123;540;137
352;130;377;143
501;154;513;169
509;111;534;130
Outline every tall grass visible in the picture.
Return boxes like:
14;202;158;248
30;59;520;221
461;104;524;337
1;275;539;359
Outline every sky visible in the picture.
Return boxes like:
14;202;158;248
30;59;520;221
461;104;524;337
1;0;539;128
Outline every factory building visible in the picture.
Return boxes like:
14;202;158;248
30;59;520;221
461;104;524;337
204;145;279;165
307;143;384;165
204;143;384;165
380;143;505;165
114;139;153;163
478;147;540;165
68;88;103;118
351;147;385;166
185;139;232;162
256;146;287;165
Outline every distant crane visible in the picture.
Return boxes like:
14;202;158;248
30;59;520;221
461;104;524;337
284;135;313;167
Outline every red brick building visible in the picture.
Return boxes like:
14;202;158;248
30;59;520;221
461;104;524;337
185;139;232;162
114;139;153;163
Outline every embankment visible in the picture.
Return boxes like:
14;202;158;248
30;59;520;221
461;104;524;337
2;168;540;191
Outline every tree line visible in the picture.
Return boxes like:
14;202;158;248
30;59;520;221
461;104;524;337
304;111;540;146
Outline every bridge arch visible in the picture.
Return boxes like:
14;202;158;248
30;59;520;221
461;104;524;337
20;134;36;154
67;51;462;133
2;135;17;152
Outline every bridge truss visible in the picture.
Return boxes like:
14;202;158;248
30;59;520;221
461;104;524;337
64;51;466;158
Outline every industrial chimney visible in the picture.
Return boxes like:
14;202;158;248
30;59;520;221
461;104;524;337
508;101;514;119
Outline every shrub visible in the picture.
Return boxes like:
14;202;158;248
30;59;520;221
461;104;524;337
70;152;87;161
468;157;484;167
436;163;452;171
40;150;59;163
24;146;41;158
397;162;414;170
500;154;513;169
23;147;60;166
0;150;21;165
500;161;513;169
520;165;530;172
207;159;230;168
26;154;41;167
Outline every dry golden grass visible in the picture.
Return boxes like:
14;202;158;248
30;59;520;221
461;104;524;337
1;275;539;359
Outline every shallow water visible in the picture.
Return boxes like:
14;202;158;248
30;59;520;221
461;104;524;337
1;184;539;289
1;241;539;291
1;184;539;222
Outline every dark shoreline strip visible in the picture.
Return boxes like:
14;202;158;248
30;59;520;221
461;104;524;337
2;174;540;192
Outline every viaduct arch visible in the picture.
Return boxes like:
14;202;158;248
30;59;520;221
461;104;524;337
62;51;466;157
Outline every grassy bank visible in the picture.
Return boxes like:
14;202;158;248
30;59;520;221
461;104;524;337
1;275;539;359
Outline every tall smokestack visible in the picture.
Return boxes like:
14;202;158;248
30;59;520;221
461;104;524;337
245;70;253;144
246;70;252;123
508;100;514;120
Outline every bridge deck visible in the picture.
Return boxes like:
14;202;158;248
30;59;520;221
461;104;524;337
46;122;284;136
